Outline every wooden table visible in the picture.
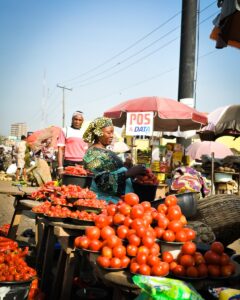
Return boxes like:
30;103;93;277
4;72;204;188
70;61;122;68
0;181;38;239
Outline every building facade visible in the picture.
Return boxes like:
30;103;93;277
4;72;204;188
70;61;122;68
10;123;27;139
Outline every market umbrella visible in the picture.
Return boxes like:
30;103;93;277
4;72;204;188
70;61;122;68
104;96;207;131
186;141;233;161
199;105;240;138
27;126;61;151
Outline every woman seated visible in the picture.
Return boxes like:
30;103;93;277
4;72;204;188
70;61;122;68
83;117;146;203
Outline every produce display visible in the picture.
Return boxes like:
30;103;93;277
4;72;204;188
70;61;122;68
64;165;92;176
134;168;159;185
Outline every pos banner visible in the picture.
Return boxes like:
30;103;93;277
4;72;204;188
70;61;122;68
126;112;154;136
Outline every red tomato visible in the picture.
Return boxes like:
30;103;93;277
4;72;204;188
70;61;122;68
154;227;165;239
131;218;145;230
116;225;129;239
142;213;153;226
130;205;145;219
142;235;155;248
168;220;183;233
117;203;131;216
204;250;221;265
221;264;234;277
172;264;186;277
162;251;174;263
126;229;136;239
175;230;188;242
107;204;117;216
208;264;221;277
127;234;141;247
113;213;125;225
193;252;205;265
186;266;198;278
141;201;151;210
74;236;89;249
127;244;138;257
121;256;130;268
124;193;139;206
97;256;110;268
130;262;140;274
179;254;195;268
210;241;224;255
169;261;178;271
183;228;196;241
147;255;160;267
100;226;115;240
135;225;146;238
106;235;121;248
165;195;178;207
123;216;133;227
157;214;169;229
112;245;126;259
220;253;230;266
101;246;113;258
197;263;208;277
151;262;169;276
181;241;197;255
110;257;122;269
88;239;102;251
95;214;109;228
139;264;151;276
137;246;150;256
180;215;187;226
162;230;175;242
85;226;100;240
136;253;148;265
167;205;182;221
157;203;168;215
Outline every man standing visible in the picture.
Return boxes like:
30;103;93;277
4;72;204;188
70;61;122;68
57;111;88;176
15;135;27;181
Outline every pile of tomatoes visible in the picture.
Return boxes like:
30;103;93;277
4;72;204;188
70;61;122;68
0;224;10;237
64;165;92;176
134;168;159;186
172;241;236;278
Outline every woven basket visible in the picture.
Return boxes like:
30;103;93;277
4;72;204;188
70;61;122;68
191;194;240;246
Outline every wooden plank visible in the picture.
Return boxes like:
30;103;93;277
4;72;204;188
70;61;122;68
0;181;37;196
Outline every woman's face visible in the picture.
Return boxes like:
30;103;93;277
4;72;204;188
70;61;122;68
98;126;114;146
72;115;84;129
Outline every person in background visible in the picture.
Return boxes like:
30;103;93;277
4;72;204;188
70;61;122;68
83;117;146;203
57;111;88;176
0;147;6;171
15;135;27;181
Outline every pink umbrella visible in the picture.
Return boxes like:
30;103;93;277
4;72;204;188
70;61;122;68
186;141;233;160
104;96;207;131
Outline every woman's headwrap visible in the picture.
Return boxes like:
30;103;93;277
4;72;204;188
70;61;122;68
83;117;113;143
72;111;83;118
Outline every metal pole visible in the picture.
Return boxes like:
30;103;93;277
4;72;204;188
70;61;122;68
57;84;72;127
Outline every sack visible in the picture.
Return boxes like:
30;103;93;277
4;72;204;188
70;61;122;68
6;164;17;174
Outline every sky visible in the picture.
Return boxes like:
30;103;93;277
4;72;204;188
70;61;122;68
0;0;239;136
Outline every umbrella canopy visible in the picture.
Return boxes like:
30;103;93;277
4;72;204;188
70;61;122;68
186;141;233;161
199;105;240;138
104;96;207;132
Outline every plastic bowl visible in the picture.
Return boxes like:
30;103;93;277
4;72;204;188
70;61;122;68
132;181;157;202
62;174;93;188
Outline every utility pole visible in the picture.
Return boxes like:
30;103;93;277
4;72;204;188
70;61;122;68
177;0;198;147
57;85;72;127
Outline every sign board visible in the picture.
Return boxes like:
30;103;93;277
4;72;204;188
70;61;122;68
126;112;154;136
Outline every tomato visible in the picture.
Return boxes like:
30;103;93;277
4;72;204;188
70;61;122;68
162;251;174;263
110;257;122;269
136;253;148;265
162;230;175;242
169;261;178;271
193;252;205;265
180;215;187;226
172;264;186;277
101;246;113;258
126;244;138;257
154;227;165;239
220;253;230;265
175;230;188;242
210;241;224;255
186;266;198;277
179;254;195;268
147;255;160;267
197;263;208;277
121;256;130;268
221;264;234;277
167;205;182;221
151;262;169;276
130;205;145;219
130;262;140;274
117;203;131;216
131;218;145;230
149;243;160;256
142;213;153;226
100;226;115;240
126;229;136;239
157;203;168;215
139;264;151;276
141;201;151;211
135;225;146;238
157;214;169;229
142;235;155;248
74;236;89;249
127;234;141;247
144;228;157;238
112;245;126;259
183;228;196;241
107;204;117;216
123;216;133;227
137;246;150;256
204;250;221;265
165;195;178;207
181;241;197;255
208;264;221;277
168;220;183;233
95;214;109;228
106;235;121;248
113;213;125;225
85;226;101;240
116;225;129;239
124;193;139;206
89;239;102;251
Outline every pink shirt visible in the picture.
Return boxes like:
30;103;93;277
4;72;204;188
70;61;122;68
57;126;88;161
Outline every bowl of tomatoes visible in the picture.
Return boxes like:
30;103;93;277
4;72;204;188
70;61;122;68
62;174;93;188
132;181;158;202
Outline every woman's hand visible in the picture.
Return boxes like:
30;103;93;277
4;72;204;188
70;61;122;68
125;165;146;178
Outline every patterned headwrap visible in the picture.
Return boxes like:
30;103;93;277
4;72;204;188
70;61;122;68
83;117;113;143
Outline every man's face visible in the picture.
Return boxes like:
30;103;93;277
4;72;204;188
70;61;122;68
72;115;84;129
